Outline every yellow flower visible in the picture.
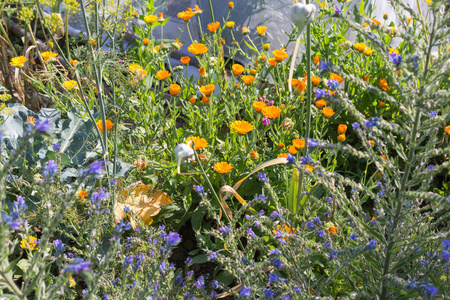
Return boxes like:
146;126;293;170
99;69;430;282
250;69;257;76
156;70;171;80
268;58;277;67
354;43;366;52
389;48;399;54
171;38;183;50
20;236;39;250
322;107;335;118
263;43;270;51
241;75;255;85
250;150;258;159
69;276;76;287
207;22;220;32
272;48;288;62
188;43;208;55
199;84;215;96
41;51;59;63
10;56;28;68
186;136;208;150
226;21;235;28
242;27;250;35
96;120;114;133
144;15;157;24
277;153;288;158
230;120;254;134
337;124;347;134
69;59;78;66
363;48;373;56
129;63;144;72
232;64;245;76
63;80;78;91
177;9;195;22
262;106;281;119
228;2;234;9
337;134;346;141
169;84;181;96
214;162;233;174
256;26;267;37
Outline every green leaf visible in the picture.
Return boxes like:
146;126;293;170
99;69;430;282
17;259;30;273
359;0;367;17
191;254;208;265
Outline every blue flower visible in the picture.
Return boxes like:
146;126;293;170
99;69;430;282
53;239;65;257
319;60;333;71
352;122;360;130
300;155;314;165
1;213;22;230
312;217;321;224
442;250;450;261
306;138;321;148
239;286;251;297
282;296;291;300
389;52;402;66
294;286;301;293
84;160;105;178
324;241;331;248
334;5;342;16
314;88;326;99
247;228;256;238
425;284;438;295
258;172;268;182
90;188;110;209
264;288;276;299
271;258;282;269
269;249;281;256
270;211;281;219
165;231;181;247
286;153;296;165
123;255;134;268
327;79;339;88
329;250;338;259
62;258;91;274
316;230;324;238
209;252;218;260
365;240;376;250
35;118;50;132
194;276;205;290
443;239;450;249
194;185;206;197
219;226;232;235
114;219;131;235
268;272;278;282
42;160;58;182
428;110;437;117
53;143;60;151
349;234;357;241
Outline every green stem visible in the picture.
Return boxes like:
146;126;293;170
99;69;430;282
64;12;70;59
207;0;215;23
0;268;24;299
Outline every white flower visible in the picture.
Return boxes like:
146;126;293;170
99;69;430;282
290;0;316;34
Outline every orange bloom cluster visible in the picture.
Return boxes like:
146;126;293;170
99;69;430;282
232;64;244;75
199;84;215;96
96;120;114;133
177;9;195;22
230;120;254;134
188;43;208;55
253;101;266;112
262;106;281;119
378;78;390;91
337;124;347;142
156;70;171;80
214;162;233;173
241;75;255;85
207;22;220;32
186;136;208;150
322;107;335;118
272;48;288;62
169;84;180;96
180;56;190;65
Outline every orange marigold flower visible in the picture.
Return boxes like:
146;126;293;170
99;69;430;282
268;58;277;67
315;99;327;107
201;96;209;104
186;136;208;150
172;38;183;50
207;22;220;32
256;26;267;37
277;153;288;158
304;164;313;172
278;142;285;148
337;134;346;142
250;69;257;76
313;56;320;65
363;48;373;56
250;150;258;159
180;56;190;65
262;106;281;119
370;18;381;26
199;84;215;96
133;158;147;169
289;78;299;88
226;21;235;28
242;75;255;85
288;145;297;155
143;38;150;45
69;59;78;66
177;9;195;22
272;48;288;62
230;120;254;134
144;15;158;24
330;73;343;83
232;64;244;76
445;125;450;135
97;120;114;133
199;67;206;77
228;2;234;9
188;43;208;55
156;70;171;80
322;107;335;118
26;116;36;125
157;12;164;22
311;76;320;86
189;96;197;104
169;84;181;96
242;27;250;35
193;5;203;14
369;140;375;147
407;18;412;24
337;124;347;134
76;190;88;201
253;101;266;112
378;78;390;91
327;222;339;236
364;75;369;82
214;162;233;173
295;80;306;93
379;101;385;107
354;43;366;52
376;172;382;178
292;138;305;149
